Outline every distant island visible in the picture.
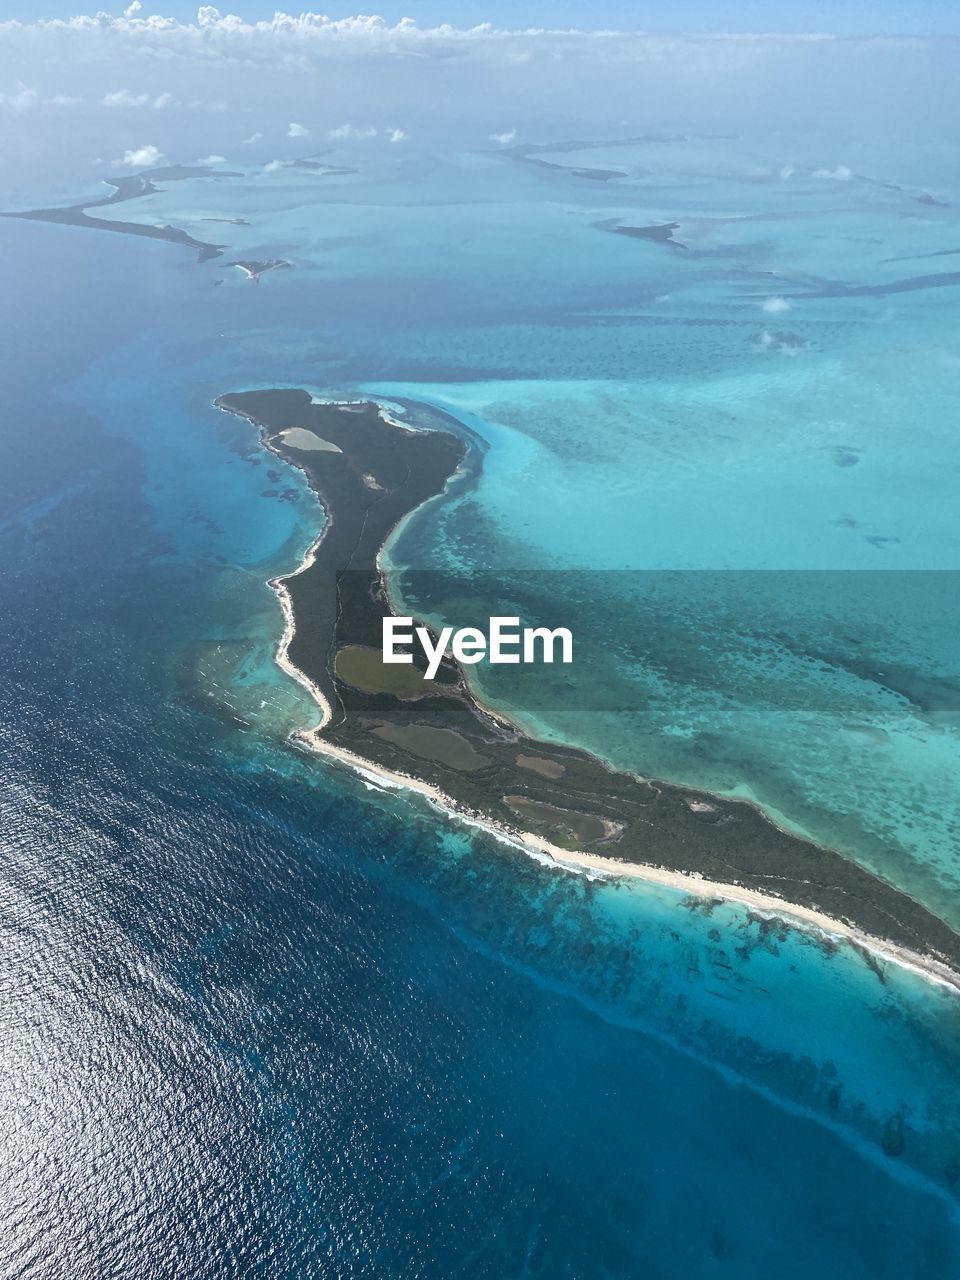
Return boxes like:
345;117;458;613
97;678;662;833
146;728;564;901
503;135;687;183
291;158;359;176
228;259;292;281
2;164;243;262
216;388;960;988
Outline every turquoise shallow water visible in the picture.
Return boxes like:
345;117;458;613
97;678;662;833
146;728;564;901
1;131;959;1273
352;137;960;924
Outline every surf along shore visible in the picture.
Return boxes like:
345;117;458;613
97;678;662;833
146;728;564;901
216;387;960;992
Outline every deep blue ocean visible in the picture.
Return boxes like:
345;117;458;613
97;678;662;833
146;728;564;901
2;143;960;1278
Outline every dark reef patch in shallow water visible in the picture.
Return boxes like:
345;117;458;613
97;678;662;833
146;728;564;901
831;447;861;467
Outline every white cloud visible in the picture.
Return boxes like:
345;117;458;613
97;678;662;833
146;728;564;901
0;15;931;60
1;86;86;111
287;121;308;137
0;18;951;155
779;165;795;180
813;165;852;180
386;127;407;143
263;159;286;172
758;330;804;357
242;131;263;144
762;296;792;314
329;123;377;139
196;154;227;165
103;89;172;110
102;89;149;107
118;143;164;167
0;82;40;113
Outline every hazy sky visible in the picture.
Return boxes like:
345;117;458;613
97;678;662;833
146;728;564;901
2;2;960;36
2;5;959;205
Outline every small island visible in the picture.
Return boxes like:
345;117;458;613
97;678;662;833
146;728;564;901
613;221;688;249
228;259;293;281
216;388;960;985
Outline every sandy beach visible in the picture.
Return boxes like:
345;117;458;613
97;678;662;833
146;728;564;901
217;396;337;728
292;725;960;997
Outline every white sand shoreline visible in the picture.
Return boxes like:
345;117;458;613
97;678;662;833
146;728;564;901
216;396;336;728
291;728;960;996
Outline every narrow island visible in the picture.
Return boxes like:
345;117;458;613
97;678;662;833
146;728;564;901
613;221;688;249
504;135;687;184
291;159;359;176
216;388;960;987
2;164;243;262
